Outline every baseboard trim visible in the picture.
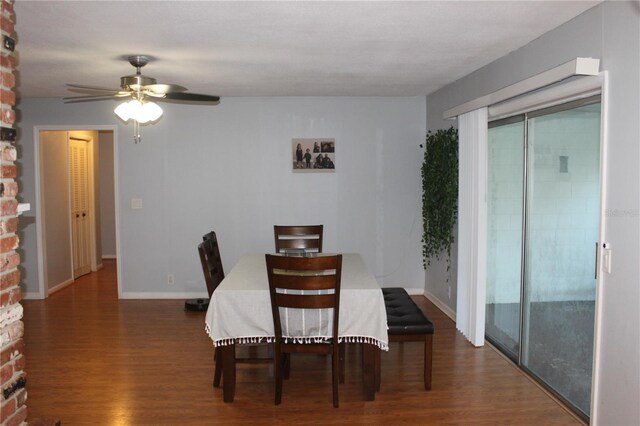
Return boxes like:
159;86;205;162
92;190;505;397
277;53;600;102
120;292;209;300
102;255;117;259
23;292;44;300
49;278;75;295
424;289;457;321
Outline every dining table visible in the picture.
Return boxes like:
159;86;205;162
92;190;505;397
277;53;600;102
205;252;389;402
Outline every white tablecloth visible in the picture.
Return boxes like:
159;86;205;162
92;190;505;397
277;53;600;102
205;253;389;351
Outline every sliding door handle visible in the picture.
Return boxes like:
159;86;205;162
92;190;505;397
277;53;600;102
594;242;599;279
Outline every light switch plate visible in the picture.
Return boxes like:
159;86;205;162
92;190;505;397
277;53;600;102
17;203;31;215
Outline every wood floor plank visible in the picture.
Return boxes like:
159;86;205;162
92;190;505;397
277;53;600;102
22;261;579;425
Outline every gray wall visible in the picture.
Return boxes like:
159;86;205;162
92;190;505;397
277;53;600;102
425;2;639;424
18;96;426;298
98;131;116;258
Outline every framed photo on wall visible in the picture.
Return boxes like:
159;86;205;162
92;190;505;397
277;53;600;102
292;138;335;173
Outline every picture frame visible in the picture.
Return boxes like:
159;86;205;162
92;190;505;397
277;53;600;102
292;138;335;173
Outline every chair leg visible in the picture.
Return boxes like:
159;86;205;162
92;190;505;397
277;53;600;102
213;347;223;388
424;334;433;391
332;346;340;408
339;343;345;384
375;345;381;392
221;344;236;403
283;353;291;380
274;345;283;405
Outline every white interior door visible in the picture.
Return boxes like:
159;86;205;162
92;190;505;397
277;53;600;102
70;137;91;278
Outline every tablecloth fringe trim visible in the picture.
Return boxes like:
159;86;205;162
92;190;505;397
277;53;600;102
339;335;389;351
215;336;274;346
205;323;213;341
206;329;388;351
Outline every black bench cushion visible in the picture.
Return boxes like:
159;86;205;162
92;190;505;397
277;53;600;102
382;287;434;335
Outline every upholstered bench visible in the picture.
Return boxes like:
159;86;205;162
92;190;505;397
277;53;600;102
382;287;434;390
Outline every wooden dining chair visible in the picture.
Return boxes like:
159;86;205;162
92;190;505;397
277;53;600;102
199;231;225;298
200;231;272;389
265;254;342;407
197;232;226;387
186;232;226;312
273;225;323;254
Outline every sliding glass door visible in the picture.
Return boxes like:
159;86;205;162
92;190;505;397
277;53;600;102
486;98;601;419
486;117;525;360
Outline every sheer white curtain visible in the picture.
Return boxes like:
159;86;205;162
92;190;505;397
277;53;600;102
456;107;488;347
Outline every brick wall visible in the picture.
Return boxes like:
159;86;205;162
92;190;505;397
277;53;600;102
0;1;26;425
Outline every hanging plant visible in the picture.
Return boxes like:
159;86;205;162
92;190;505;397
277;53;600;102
422;126;458;269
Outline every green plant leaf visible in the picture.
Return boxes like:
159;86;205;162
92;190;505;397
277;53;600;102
422;126;458;270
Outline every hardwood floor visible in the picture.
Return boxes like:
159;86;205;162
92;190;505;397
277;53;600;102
22;260;579;425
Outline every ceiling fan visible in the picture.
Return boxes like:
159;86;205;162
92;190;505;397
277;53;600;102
64;55;220;143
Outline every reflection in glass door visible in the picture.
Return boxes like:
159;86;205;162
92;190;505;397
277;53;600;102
486;98;601;420
522;101;600;417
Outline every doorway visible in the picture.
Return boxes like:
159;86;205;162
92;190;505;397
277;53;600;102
485;97;602;420
35;128;118;297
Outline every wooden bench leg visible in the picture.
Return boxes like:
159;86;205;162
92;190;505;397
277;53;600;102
424;334;433;391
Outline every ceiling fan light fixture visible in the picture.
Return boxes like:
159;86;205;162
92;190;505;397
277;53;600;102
114;99;139;122
141;101;163;122
114;99;162;124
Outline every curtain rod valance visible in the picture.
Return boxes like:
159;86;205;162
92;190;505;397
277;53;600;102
443;57;600;119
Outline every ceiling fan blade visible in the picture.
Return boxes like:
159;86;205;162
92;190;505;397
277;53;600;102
67;86;132;98
144;92;166;98
162;92;220;103
66;83;122;93
144;83;187;94
63;94;129;103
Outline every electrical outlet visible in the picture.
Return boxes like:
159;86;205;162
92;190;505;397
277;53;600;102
167;274;175;285
131;198;143;209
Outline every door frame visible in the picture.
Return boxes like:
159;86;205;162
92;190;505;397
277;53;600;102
590;71;609;425
34;125;120;299
482;73;609;421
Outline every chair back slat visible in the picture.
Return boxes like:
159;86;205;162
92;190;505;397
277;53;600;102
275;238;321;251
274;225;323;253
266;254;336;271
272;274;337;291
275;293;336;309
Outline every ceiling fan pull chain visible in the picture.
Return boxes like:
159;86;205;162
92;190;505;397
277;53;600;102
133;120;141;144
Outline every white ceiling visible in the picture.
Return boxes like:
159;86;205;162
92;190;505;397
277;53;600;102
14;1;600;99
